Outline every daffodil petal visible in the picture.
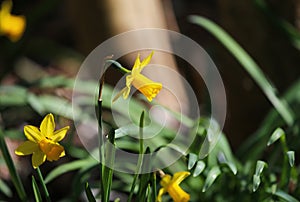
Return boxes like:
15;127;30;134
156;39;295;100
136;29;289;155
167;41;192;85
32;150;46;169
59;150;65;157
126;75;134;87
132;53;141;70
123;86;131;99
40;113;55;137
24;125;42;142
15;141;38;156
52;126;69;142
1;0;12;14
140;51;154;69
156;187;167;202
171;171;190;185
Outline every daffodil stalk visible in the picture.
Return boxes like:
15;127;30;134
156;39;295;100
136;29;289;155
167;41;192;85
127;111;145;202
36;167;51;202
278;134;290;189
97;75;115;202
0;129;27;202
32;175;42;202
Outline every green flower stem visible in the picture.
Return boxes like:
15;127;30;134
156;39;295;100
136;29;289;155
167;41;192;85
97;75;106;202
32;175;42;202
106;60;131;74
97;99;106;202
151;172;157;202
0;130;27;202
36;167;51;202
279;136;290;189
103;129;115;202
127;111;145;202
98;74;115;202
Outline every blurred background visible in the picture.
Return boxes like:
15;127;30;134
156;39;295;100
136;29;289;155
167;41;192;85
1;0;299;148
1;0;300;200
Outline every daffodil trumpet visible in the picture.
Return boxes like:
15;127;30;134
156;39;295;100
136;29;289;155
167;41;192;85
157;171;191;202
112;51;162;102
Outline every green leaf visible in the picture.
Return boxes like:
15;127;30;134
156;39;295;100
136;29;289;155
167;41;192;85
253;160;267;192
253;175;261;192
287;151;295;167
188;153;198;170
138;147;151;202
27;93;45;114
0;131;27;201
217;152;237;175
255;160;267;176
0;85;27;106
202;166;221;192
188;15;294;126
193;160;205;177
45;158;97;184
32;176;42;202
267;128;285;146
85;182;96;202
0;178;12;197
273;190;300;202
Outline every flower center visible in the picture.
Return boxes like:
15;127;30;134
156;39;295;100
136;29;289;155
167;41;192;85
38;139;64;161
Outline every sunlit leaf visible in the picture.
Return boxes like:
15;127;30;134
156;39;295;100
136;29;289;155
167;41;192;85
202;166;221;192
253;160;267;192
274;190;300;202
218;152;237;175
255;160;267;176
267;128;285;146
287;151;295;167
253;175;261;192
188;153;198;170
193;160;205;177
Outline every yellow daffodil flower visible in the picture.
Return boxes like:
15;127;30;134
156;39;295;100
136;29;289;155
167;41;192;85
15;113;69;169
0;0;26;42
157;171;190;202
113;51;162;102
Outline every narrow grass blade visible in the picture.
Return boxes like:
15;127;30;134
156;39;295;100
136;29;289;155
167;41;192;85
0;178;12;198
0;131;27;201
85;182;96;202
32;176;42;202
36;167;51;202
137;147;151;202
274;190;299;202
189;15;294;126
128;111;145;202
